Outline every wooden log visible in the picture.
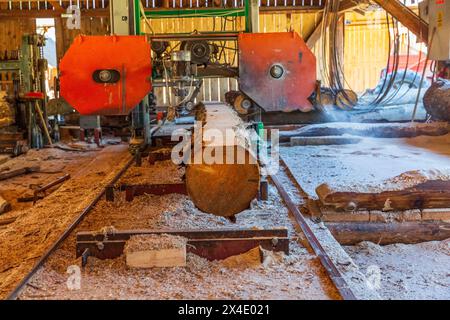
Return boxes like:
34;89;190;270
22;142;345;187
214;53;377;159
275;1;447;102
423;79;450;121
0;166;40;181
326;221;450;245
290;136;362;146
316;178;450;212
280;122;449;142
186;103;260;217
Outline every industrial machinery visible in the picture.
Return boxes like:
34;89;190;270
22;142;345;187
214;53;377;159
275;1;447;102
0;34;50;154
60;31;317;117
58;30;317;217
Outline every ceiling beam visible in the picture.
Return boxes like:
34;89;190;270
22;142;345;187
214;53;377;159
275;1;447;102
372;0;428;43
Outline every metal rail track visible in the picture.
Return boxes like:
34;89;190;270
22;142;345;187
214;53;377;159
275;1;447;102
6;155;137;300
270;157;357;300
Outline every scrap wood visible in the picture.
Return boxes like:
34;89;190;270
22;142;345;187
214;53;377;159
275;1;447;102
0;195;11;214
0;166;40;181
0;216;16;226
51;145;98;152
17;174;71;203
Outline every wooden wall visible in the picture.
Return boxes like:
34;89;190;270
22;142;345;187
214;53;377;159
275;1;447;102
55;17;110;65
0;19;36;52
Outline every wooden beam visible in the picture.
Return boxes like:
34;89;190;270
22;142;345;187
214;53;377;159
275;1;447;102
306;18;323;48
373;0;428;43
0;8;109;18
306;0;355;49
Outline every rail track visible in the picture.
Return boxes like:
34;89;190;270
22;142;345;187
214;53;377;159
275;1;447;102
270;157;358;300
6;146;358;300
6;155;137;300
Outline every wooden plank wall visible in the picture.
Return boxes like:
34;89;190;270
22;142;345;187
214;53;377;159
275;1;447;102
343;11;390;93
343;11;422;93
0;19;36;52
54;17;110;65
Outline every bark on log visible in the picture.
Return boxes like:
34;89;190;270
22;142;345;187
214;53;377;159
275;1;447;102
326;221;450;245
186;103;260;217
280;121;448;143
316;179;450;212
423;79;450;121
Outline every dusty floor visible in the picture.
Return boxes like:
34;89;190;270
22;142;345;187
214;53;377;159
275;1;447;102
3;130;450;300
346;240;450;300
0;147;97;212
0;143;131;299
19;159;340;300
281;134;450;196
280;135;450;300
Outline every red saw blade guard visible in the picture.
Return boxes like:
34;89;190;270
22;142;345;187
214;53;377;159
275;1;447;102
238;32;317;113
60;35;152;115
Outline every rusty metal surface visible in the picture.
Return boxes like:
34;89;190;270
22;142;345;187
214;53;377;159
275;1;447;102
76;228;289;261
238;32;317;113
60;35;152;116
122;183;187;201
270;158;357;300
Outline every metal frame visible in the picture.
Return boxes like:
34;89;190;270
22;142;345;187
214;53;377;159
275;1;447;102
134;0;251;35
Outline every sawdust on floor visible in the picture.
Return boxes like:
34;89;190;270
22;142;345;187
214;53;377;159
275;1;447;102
345;240;450;300
281;134;450;196
125;234;187;252
18;158;340;300
0;144;131;299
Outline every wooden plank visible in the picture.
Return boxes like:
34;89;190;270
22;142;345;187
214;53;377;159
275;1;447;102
125;235;187;268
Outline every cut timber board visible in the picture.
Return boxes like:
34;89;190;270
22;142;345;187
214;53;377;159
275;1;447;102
126;248;186;268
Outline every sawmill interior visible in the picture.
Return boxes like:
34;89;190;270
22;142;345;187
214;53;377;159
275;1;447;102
0;0;449;303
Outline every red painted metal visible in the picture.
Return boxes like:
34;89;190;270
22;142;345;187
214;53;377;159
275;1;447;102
24;92;45;100
238;32;317;112
60;35;152;115
76;228;289;261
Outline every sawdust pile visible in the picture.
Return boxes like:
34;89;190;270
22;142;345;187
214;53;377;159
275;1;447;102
125;234;187;252
120;160;184;185
221;247;262;269
0;145;130;299
346;239;450;300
